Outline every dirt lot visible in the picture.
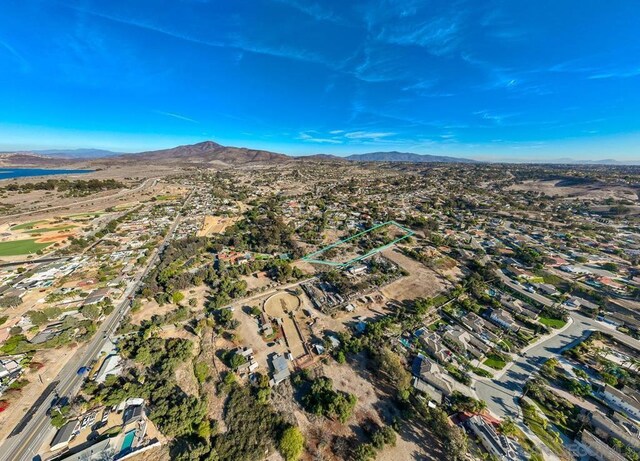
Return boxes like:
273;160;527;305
380;248;450;302
508;179;638;201
196;215;239;236
242;271;275;291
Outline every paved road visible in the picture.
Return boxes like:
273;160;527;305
476;311;639;420
495;269;556;307
0;195;186;461
475;310;640;460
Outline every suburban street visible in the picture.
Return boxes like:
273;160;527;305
475;310;640;460
0;197;184;461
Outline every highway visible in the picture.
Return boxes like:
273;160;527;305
0;196;184;461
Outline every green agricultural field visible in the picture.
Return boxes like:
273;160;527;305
68;212;103;219
10;220;46;231
0;239;51;256
483;354;507;370
538;316;567;329
24;225;76;234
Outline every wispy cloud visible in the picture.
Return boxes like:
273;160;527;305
377;16;462;56
298;129;396;144
474;110;519;126
272;0;344;25
0;39;30;72
60;2;338;71
343;131;395;140
298;131;342;144
156;111;199;123
588;67;640;80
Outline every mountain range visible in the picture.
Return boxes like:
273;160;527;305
1;142;638;166
343;151;477;163
0;141;476;166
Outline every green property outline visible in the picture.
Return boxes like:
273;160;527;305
302;220;414;268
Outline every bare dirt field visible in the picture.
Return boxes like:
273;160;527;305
264;292;306;359
242;271;275;291
197;215;239;236
380;248;449;302
508;179;638;201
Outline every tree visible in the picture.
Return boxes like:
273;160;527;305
81;304;101;320
279;426;304;461
172;291;185;304
498;417;517;437
371;426;396;449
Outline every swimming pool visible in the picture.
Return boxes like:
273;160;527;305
121;430;135;452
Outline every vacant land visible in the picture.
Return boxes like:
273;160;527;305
380;248;448;301
197;215;239;236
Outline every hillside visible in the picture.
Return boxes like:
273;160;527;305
113;140;289;165
345;151;476;163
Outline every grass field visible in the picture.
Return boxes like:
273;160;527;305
538;316;567;329
24;225;76;234
483;354;507;370
10;220;46;231
68;212;103;218
0;239;51;256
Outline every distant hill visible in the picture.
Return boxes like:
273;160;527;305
344;151;477;163
34;148;124;158
0;153;70;167
296;154;345;161
112;140;289;165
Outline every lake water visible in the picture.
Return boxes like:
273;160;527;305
0;168;94;180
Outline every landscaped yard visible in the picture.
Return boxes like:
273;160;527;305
0;239;51;256
538;316;567;329
521;402;568;458
483;353;507;370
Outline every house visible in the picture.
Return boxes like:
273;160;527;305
589;411;640;451
580;430;627;461
466;415;519;461
53;437;113;461
83;288;110;306
489;309;516;331
269;353;290;386
419;332;451;362
411;355;453;397
565;296;599;310
412;376;444;404
443;327;487;359
533;283;558;296
602;385;640;422
50;420;79;452
95;354;122;384
123;403;144;425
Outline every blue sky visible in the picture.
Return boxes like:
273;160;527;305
1;0;639;161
